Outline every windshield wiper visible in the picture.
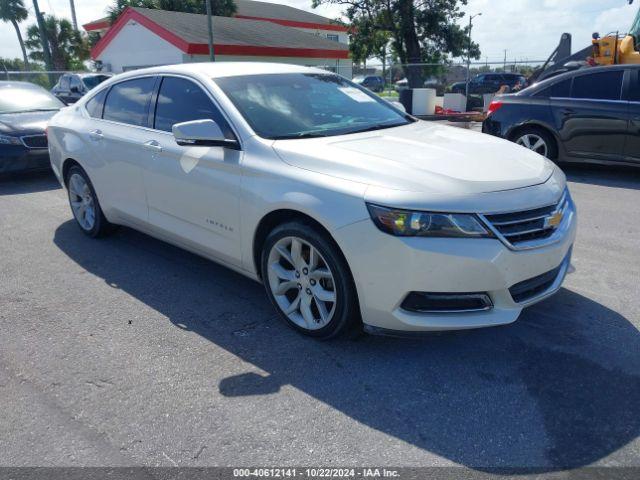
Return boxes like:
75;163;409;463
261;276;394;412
347;121;407;135
272;131;329;140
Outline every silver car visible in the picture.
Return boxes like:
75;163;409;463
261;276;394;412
47;63;576;339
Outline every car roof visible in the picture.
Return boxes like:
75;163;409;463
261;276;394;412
523;64;640;95
108;62;330;81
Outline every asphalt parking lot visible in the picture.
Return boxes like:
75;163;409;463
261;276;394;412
1;165;639;472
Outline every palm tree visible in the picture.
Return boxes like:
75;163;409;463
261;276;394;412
0;0;30;69
25;15;89;70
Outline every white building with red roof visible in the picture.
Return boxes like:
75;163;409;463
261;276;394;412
85;1;351;77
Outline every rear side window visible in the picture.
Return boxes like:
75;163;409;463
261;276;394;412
70;75;82;90
59;75;70;90
85;89;107;118
572;71;623;100
534;78;572;98
153;76;233;138
103;77;155;127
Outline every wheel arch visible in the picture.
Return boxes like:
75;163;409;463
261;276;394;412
61;158;82;186
252;208;346;282
506;122;561;158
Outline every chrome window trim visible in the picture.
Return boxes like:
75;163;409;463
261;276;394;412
550;97;629;104
479;189;575;251
83;73;244;150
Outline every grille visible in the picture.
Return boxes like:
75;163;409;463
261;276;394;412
21;134;48;149
509;262;563;304
483;192;569;248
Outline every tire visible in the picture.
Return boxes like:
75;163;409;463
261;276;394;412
66;165;116;238
512;126;558;160
261;221;360;340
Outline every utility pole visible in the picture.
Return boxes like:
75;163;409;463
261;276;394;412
32;0;54;83
465;13;481;102
205;0;215;61
503;49;507;72
69;0;78;30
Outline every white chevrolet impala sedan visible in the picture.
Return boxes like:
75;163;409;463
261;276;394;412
47;63;576;339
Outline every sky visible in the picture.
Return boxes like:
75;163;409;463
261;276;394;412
0;0;637;65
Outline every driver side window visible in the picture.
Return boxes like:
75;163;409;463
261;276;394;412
153;76;234;139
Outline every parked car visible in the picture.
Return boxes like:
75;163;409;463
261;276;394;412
483;65;639;166
450;73;528;95
352;75;384;92
47;63;576;339
0;81;64;175
394;77;446;95
51;73;112;104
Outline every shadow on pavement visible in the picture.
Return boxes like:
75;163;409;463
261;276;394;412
53;220;640;473
563;163;640;190
0;170;61;196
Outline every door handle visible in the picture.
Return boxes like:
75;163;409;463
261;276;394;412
89;129;103;141
143;140;163;152
561;108;575;116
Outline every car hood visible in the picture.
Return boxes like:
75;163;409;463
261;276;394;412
273;121;554;195
0;110;58;135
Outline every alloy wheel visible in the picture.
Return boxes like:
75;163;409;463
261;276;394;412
267;236;337;331
516;134;549;158
68;173;96;231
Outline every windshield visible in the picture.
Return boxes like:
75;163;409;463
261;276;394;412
82;75;110;90
214;73;413;140
0;85;64;114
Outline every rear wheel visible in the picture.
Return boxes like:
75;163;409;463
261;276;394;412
261;222;360;339
66;165;115;238
513;127;558;160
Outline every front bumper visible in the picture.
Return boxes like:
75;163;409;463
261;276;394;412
334;202;577;333
0;146;51;175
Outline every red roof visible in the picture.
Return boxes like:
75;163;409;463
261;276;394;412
91;7;349;60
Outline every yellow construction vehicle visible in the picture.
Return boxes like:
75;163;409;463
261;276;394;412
592;0;640;64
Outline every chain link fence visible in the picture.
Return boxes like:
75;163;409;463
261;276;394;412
0;70;79;90
337;60;544;108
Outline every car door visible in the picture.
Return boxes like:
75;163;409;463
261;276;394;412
624;68;640;164
142;75;243;266
551;69;628;162
97;76;157;223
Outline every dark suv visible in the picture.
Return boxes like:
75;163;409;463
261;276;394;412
482;65;639;166
51;73;112;104
450;73;527;95
352;75;384;93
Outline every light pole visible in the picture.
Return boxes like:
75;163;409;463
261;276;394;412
205;0;215;61
465;12;481;102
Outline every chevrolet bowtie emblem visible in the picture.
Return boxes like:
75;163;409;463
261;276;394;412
545;211;564;229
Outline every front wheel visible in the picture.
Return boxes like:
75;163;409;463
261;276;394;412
261;222;360;339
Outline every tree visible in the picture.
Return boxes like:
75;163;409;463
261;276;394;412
0;0;30;70
25;15;89;70
107;0;236;23
313;0;480;87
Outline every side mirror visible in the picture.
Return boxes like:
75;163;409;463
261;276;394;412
172;119;239;149
70;85;80;93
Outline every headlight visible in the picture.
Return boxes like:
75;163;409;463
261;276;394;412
367;203;493;238
0;134;22;146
